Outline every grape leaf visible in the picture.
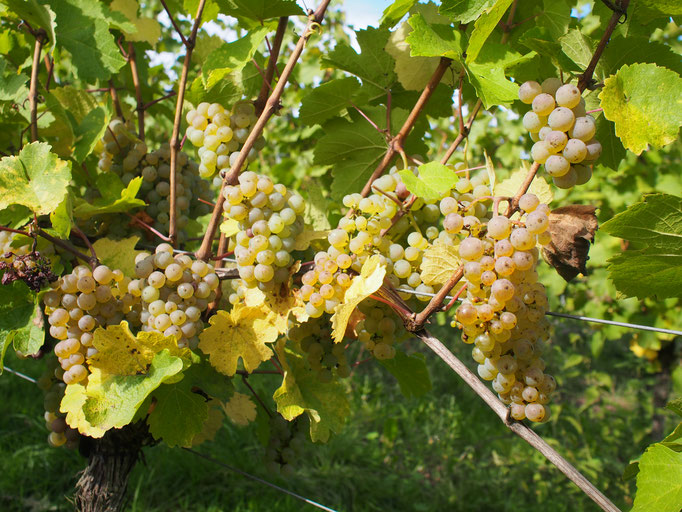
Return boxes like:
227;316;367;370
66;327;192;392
331;255;386;343
399;161;459;202
321;27;396;97
198;305;280;376
0;142;71;216
299;77;362;126
439;0;497;22
606;251;682;300
72;175;145;219
62;350;185;436
602;36;682;77
187;75;242;109
632;444;682;512
215;0;303;21
192;400;225;446
147;379;209;447
559;29;595;73
50;0;127;82
184;0;220;23
594;115;626;171
202;26;272;89
294;228;329;251
181;359;235;402
494;165;553;206
91;236;142;278
0;59;27;101
1;0;56;51
380;0;418;28
273;342;350;442
406;13;465;61
599;63;682;155
668;398;682;418
303;180;332;230
88;321;194;377
464;61;519;109
50;194;73;240
379;350;432;398
223;392;257;426
243;287;308;333
465;0;513;64
420;243;462;286
110;0;161;46
0;282;42;372
73;106;110;163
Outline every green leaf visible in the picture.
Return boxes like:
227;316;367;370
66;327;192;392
379;351;432;398
75;350;186;434
380;0;418;28
215;0;303;21
406;13;465;61
273;343;350;443
321;28;396;97
91;236;142;278
184;0;220;23
464;61;519;109
0;205;32;230
599;63;682;155
559;29;595;73
299;77;362;126
181;359;235;402
632;444;682;512
594;115;626;171
186;76;242;108
465;0;513;64
0;142;71;216
202;26;272;89
606;251;682;300
72;175;145;219
1;0;56;50
439;0;496;23
110;0;162;46
667;398;682;418
602;194;682;252
0;281;42;371
0;59;27;101
50;0;127;82
398;162;458;202
50;194;73;240
73;107;110;163
147;378;209;448
602;36;682;77
303;180;332;231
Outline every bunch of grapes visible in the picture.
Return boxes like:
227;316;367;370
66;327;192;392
42;264;138;386
222;171;306;295
98;119;147;182
128;243;219;348
453;193;555;422
519;78;602;188
289;319;351;382
185;101;266;179
265;415;308;477
0;229;30;263
355;301;401;360
38;357;79;448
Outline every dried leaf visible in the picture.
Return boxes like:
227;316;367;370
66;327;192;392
542;205;598;281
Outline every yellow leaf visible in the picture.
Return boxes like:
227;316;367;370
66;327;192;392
220;218;240;237
484;150;496;195
91;236;142;278
198;305;279;376
244;287;308;332
420;242;462;286
330;255;386;343
294;228;329;251
60;382;107;438
110;0;161;46
494;164;553;208
223;392;257;426
89;321;191;377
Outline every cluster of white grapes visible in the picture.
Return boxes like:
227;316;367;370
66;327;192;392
185;101;266;179
222;171;306;298
38;358;79;448
97;121;212;243
289;319;351;382
265;415;308;478
128;243;219;348
453;193;555;422
42;264;139;385
519;78;601;188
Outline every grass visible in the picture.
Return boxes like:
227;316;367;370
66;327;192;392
0;315;675;512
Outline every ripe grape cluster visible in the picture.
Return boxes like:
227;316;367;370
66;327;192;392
289;319;351;382
42;264;138;386
223;172;306;296
519;78;602;188
185;101;266;179
98;121;212;243
38;358;79;448
453;193;555;422
265;415;308;478
128;243;219;348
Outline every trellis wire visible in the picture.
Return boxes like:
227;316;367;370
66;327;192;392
3;366;37;383
396;287;682;337
183;448;339;512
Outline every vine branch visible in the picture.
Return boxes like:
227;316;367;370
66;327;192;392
254;16;289;115
196;0;333;262
28;31;46;143
128;42;145;141
168;0;207;247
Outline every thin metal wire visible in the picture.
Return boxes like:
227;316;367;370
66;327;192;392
183;448;339;512
395;288;682;337
3;366;37;384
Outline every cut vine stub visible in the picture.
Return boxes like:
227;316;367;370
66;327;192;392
74;422;153;512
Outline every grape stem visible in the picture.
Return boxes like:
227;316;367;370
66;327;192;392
0;225;99;268
254;17;289;115
443;283;467;312
359;57;453;198
72;226;98;265
241;374;274;418
407;267;464;331
440;99;482;164
143;91;177;110
577;0;630;91
168;0;208;248
416;330;621;512
196;0;333;262
159;0;189;47
109;79;124;120
128;42;145;142
125;213;172;243
28;30;45;143
504;161;541;217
